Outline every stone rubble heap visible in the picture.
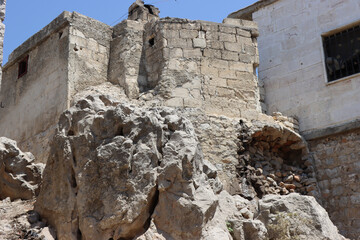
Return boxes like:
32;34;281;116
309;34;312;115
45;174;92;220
237;118;321;201
0;198;55;240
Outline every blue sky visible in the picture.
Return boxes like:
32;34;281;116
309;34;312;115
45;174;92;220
3;0;257;63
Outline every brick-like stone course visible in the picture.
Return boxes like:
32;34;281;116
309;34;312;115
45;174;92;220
309;129;360;239
137;18;261;118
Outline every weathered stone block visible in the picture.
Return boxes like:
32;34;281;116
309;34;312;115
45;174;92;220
163;30;180;39
208;40;224;50
183;48;202;58
200;65;219;77
180;29;198;38
203;49;221;59
169;48;183;58
219;33;236;43
219;69;237;79
219;25;236;34
209;59;229;69
167;38;192;48
224;42;242;52
236;28;252;38
221;50;239;61
209;77;227;87
201;23;219;32
217;87;235;97
193;38;206;48
229;61;253;72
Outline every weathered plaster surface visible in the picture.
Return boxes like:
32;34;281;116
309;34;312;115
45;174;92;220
252;0;360;134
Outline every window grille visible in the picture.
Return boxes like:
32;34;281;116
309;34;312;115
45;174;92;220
323;25;360;82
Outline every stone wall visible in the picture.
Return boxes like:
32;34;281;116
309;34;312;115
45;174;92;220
142;18;261;118
249;0;360;134
67;12;112;102
0;13;71;163
0;12;112;163
108;20;147;98
309;129;360;239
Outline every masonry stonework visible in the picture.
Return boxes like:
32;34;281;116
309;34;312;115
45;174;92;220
0;12;112;163
309;130;360;239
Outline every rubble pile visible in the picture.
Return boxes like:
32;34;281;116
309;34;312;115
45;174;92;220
237;118;321;200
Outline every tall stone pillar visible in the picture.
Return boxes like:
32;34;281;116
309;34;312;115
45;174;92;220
0;0;6;85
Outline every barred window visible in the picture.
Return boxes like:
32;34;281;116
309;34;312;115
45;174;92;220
323;25;360;82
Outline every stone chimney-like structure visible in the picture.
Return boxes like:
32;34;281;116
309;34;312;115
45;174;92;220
128;0;160;21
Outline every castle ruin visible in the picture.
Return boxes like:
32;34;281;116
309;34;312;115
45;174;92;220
0;0;357;239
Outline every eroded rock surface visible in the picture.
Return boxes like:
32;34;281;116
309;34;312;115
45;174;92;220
0;137;44;200
258;193;346;240
35;95;224;239
35;95;345;240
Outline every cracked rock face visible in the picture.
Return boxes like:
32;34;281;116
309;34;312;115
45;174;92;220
0;137;44;200
35;95;222;240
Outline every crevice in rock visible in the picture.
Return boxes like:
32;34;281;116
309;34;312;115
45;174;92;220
77;227;82;240
70;168;77;189
143;188;159;232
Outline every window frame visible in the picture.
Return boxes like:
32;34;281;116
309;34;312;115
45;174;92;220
321;20;360;85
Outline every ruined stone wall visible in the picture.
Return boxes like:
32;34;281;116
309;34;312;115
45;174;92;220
142;18;261;118
108;20;146;98
0;12;112;163
309;129;360;239
0;12;71;163
67;12;112;103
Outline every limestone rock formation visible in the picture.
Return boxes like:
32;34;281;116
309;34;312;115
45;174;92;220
0;137;44;200
35;94;221;239
258;193;346;240
34;94;346;240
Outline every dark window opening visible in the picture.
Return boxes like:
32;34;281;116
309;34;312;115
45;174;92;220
323;24;360;82
18;55;29;78
149;37;155;47
144;4;154;15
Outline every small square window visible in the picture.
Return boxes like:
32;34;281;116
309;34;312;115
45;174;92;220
323;24;360;82
18;55;29;78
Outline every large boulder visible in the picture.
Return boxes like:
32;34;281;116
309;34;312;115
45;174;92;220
0;137;44;200
258;193;346;240
35;95;227;240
